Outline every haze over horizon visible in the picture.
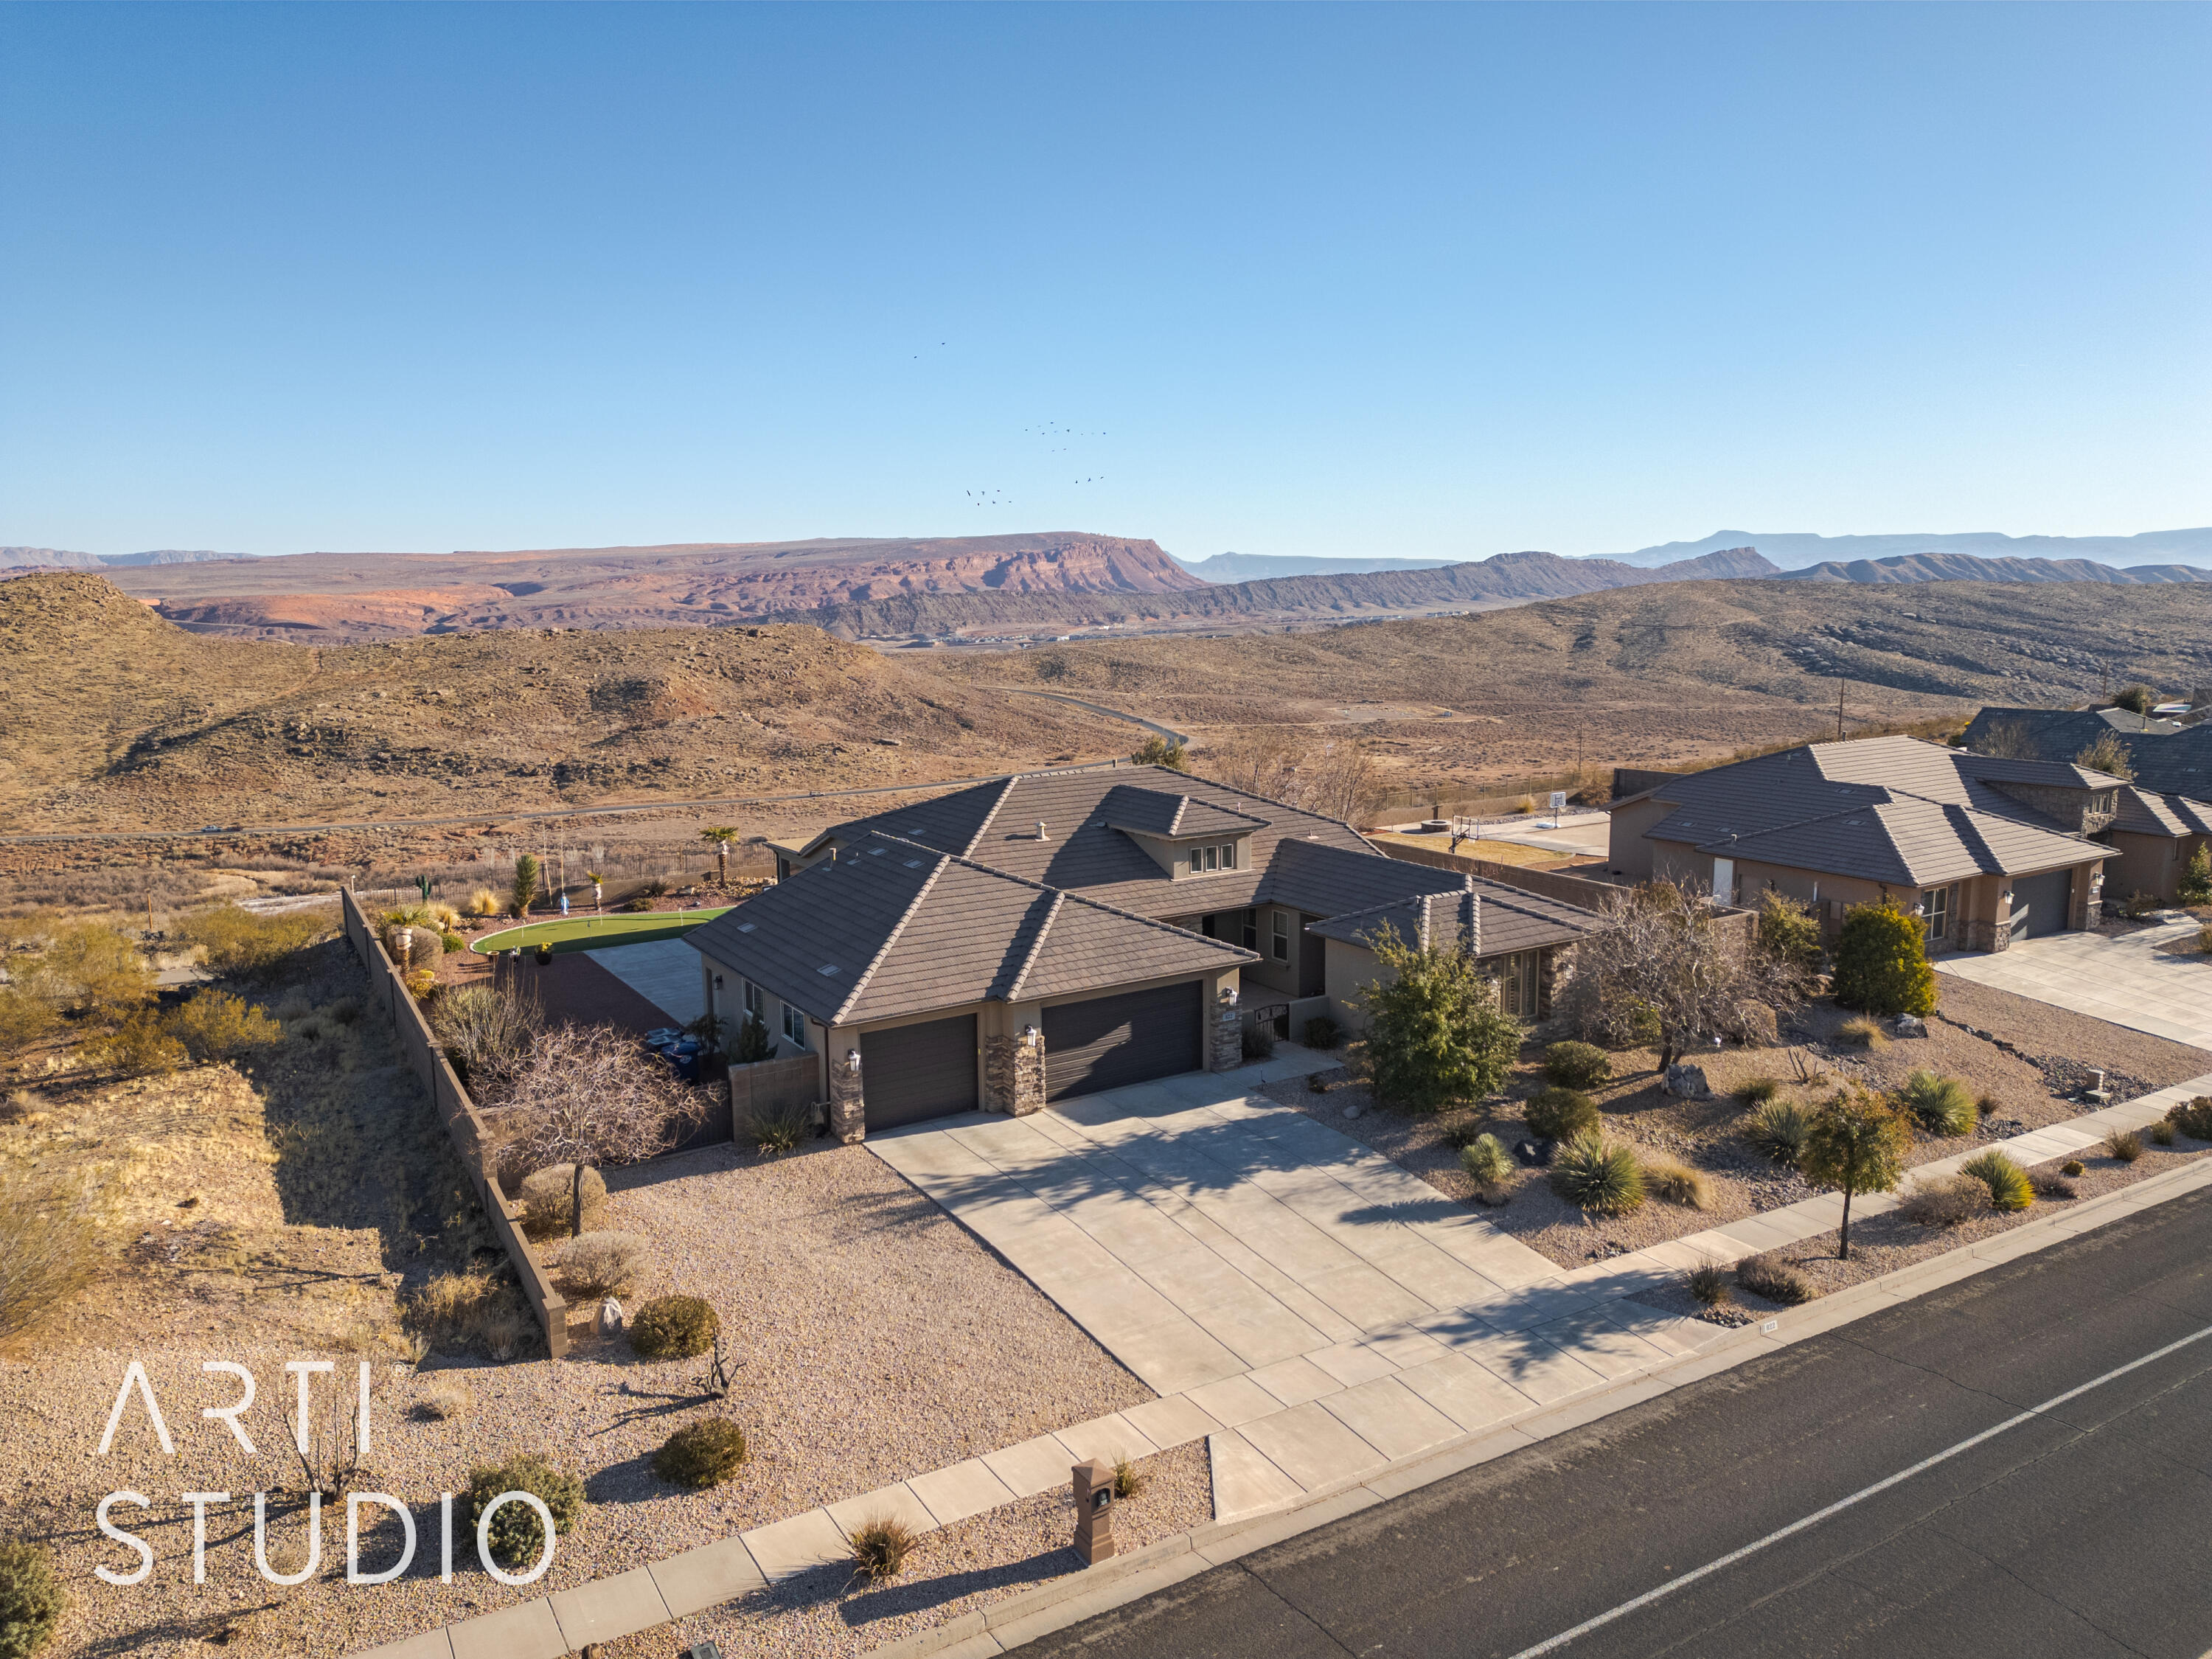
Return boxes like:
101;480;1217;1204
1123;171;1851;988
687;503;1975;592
3;4;2205;562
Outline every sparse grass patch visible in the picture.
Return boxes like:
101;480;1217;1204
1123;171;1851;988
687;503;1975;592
2149;1119;2176;1147
0;1165;99;1342
846;1514;917;1582
415;1383;475;1422
743;1100;813;1156
1642;1156;1711;1209
1736;1251;1813;1306
1687;1262;1730;1306
408;1271;534;1360
1837;1017;1887;1049
1112;1455;1150;1499
2105;1129;2143;1164
1737;1075;1781;1105
1960;1150;2034;1212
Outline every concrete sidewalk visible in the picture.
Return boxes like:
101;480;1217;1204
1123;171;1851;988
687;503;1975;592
1935;919;2212;1048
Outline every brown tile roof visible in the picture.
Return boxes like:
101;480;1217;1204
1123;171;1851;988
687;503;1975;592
687;831;1256;1026
1306;875;1601;958
2112;786;2212;838
1098;783;1268;839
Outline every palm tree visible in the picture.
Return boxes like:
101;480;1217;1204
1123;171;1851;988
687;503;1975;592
701;827;740;888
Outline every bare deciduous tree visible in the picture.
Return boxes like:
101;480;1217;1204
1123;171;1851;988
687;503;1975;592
1199;731;1377;824
477;1024;711;1228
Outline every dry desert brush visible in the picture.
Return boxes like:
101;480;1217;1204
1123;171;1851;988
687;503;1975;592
555;1230;645;1299
2104;1129;2143;1164
628;1294;720;1360
1736;1251;1814;1306
1686;1261;1731;1307
846;1514;918;1582
1899;1174;1987;1228
0;1164;100;1342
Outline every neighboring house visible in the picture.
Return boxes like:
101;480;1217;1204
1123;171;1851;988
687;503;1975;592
1606;736;2122;953
693;765;1601;1138
1960;706;2212;903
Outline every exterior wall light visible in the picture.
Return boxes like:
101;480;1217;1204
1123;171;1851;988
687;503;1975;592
1020;1025;1039;1046
1218;985;1239;1006
845;1048;861;1072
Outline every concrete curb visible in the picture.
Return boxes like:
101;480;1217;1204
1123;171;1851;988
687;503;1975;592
860;1152;2212;1659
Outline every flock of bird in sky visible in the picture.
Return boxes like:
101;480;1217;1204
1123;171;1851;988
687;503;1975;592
917;347;1113;509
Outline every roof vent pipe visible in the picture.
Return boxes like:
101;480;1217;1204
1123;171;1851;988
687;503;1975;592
1037;820;1049;841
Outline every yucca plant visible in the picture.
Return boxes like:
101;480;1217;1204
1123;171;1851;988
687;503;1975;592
1745;1099;1812;1165
1546;1133;1644;1215
1897;1069;1976;1137
1458;1133;1512;1189
1959;1149;2034;1213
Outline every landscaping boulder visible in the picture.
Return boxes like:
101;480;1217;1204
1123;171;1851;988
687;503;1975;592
1661;1062;1711;1099
1892;1013;1928;1039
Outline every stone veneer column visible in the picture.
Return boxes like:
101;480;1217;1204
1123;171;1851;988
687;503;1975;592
1209;1004;1242;1072
827;1053;866;1144
984;1032;1046;1116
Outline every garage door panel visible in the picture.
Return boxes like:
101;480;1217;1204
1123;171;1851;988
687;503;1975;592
1043;981;1203;1102
861;1014;978;1130
2011;869;2070;939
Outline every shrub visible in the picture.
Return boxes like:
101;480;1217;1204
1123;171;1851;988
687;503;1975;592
744;1101;812;1156
654;1419;748;1489
1355;926;1523;1112
2122;889;2157;921
2112;683;2157;717
1976;1093;2000;1119
441;931;466;953
1241;1023;1276;1061
1960;1150;2034;1212
2030;1169;2079;1200
416;1383;474;1421
2104;1129;2143;1164
467;888;501;917
2179;844;2212;906
86;1011;185;1077
1753;888;1823;975
1686;1262;1730;1306
623;896;655;913
30;922;154;1017
1111;1455;1150;1499
1524;1086;1599;1142
1896;1069;1975;1137
2149;1119;2176;1147
846;1514;917;1581
403;967;437;1001
642;876;671;897
2166;1096;2212;1141
166;990;282;1062
2061;1159;2086;1178
1443;1119;1482;1150
518;1164;607;1239
733;1012;772;1062
1832;902;1937;1017
1736;1251;1813;1306
1131;733;1187;771
0;1168;98;1343
1458;1133;1512;1189
1899;1175;1986;1228
2076;730;2138;780
430;983;540;1090
2200;922;2212;954
1737;1074;1781;1105
172;905;332;981
629;1295;720;1360
0;988;58;1058
1542;1041;1613;1090
465;1453;583;1570
0;1538;68;1659
1547;1133;1645;1215
1745;1100;1812;1165
1302;1015;1342;1051
557;1231;646;1299
1643;1156;1711;1208
1836;1017;1888;1049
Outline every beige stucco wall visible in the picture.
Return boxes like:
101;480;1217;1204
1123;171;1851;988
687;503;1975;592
1324;939;1556;1034
1606;798;1677;877
2104;831;2190;904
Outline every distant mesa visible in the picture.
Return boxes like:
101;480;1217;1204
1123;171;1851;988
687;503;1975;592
1606;526;2212;571
0;546;242;570
1781;552;2212;587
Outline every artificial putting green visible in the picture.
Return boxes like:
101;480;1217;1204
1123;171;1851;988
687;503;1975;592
468;907;732;956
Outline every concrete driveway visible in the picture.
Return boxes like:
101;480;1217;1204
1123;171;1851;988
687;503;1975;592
1935;919;2212;1049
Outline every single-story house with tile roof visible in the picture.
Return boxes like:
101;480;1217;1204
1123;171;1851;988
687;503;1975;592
1958;707;2212;904
1607;735;2125;953
692;764;1604;1137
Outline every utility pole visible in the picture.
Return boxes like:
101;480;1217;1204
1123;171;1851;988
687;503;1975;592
1836;676;1846;742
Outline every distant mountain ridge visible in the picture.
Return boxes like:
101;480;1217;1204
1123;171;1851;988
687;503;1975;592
1784;552;2212;586
1173;552;1458;581
1;547;242;569
1607;526;2212;571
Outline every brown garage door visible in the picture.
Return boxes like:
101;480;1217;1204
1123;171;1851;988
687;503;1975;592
1043;981;1204;1102
860;1014;978;1130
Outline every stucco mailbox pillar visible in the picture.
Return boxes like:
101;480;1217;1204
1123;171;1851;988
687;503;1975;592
1071;1458;1116;1565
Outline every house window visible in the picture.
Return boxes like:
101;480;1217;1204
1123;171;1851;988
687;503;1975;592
782;1002;808;1048
742;980;764;1018
1495;951;1539;1018
1272;911;1290;961
1200;845;1218;872
1218;842;1235;870
1923;884;1955;943
1240;908;1259;950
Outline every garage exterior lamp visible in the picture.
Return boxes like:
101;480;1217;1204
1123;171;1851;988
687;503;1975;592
845;1048;861;1073
1020;1025;1039;1047
1218;985;1239;1006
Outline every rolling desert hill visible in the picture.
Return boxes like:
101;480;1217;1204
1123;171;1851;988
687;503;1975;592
1172;552;1459;581
81;532;1200;641
1610;526;2212;570
784;547;1779;642
0;572;1128;836
939;579;2212;799
1782;552;2212;586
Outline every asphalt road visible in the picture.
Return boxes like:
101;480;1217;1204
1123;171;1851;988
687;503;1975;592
1012;1189;2212;1659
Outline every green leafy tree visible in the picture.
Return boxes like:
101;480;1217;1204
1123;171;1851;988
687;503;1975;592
2179;844;2211;906
1832;901;1936;1017
700;827;740;886
1353;925;1523;1113
2074;731;2136;781
1131;734;1189;772
511;854;542;916
2112;684;2157;717
0;987;58;1058
1800;1088;1911;1259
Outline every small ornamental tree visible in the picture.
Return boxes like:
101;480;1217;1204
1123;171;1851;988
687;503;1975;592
2180;844;2211;907
1131;734;1189;772
511;854;542;916
1800;1088;1911;1259
700;827;740;886
1354;925;1523;1113
1832;901;1937;1017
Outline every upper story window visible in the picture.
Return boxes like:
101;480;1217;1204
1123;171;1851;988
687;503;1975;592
1194;842;1237;873
1272;910;1290;961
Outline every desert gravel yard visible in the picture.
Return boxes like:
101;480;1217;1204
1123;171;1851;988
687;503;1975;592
1272;982;2212;1273
1;1113;1163;1658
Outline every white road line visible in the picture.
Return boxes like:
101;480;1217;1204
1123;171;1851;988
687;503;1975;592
1503;1321;2212;1659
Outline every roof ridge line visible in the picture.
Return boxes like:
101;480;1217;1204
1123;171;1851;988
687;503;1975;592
831;847;948;1023
1002;890;1065;1003
961;774;1022;858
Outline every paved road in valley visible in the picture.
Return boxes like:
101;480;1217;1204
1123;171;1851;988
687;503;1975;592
1011;1189;2212;1659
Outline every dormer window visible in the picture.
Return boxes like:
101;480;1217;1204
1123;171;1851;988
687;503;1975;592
1197;843;1236;872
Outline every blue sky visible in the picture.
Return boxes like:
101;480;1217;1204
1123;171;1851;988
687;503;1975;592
2;3;2205;562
